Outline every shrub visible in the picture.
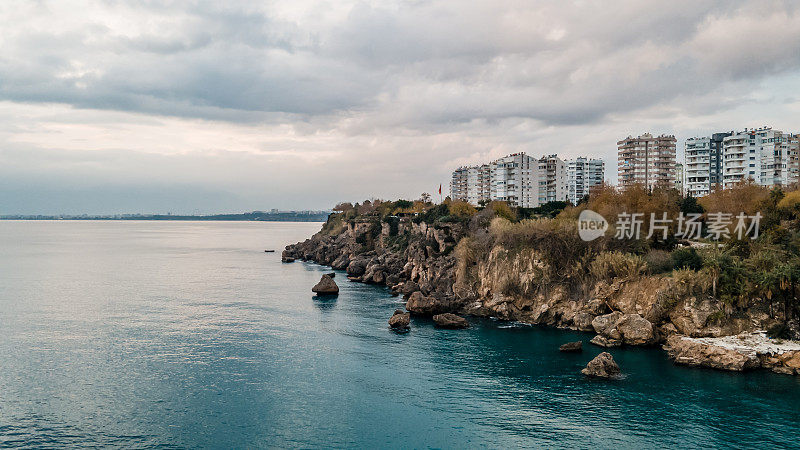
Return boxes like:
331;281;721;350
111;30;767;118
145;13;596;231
645;250;674;274
449;201;477;218
490;201;517;222
673;247;703;271
589;251;646;280
767;323;791;339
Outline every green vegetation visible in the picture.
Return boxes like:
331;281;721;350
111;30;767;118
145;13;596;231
324;182;800;327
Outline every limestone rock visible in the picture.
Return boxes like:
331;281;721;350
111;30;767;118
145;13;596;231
581;352;621;378
590;335;622;348
401;281;421;299
559;341;583;352
617;314;655;345
406;291;450;315
346;258;368;277
388;310;411;329
312;274;339;295
433;313;469;329
664;335;760;371
572;312;596;332
592;312;624;337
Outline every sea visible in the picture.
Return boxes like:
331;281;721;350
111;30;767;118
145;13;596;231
1;220;799;448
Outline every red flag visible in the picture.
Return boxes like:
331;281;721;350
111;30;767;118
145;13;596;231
439;184;442;195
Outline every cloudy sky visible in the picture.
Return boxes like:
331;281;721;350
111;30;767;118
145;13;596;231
2;0;800;214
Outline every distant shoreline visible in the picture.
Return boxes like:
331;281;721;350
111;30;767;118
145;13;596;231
0;211;330;222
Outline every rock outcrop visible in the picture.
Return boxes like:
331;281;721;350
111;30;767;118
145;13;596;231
406;291;452;315
388;310;410;330
312;274;339;295
590;312;654;347
559;341;583;352
665;332;800;374
581;352;621;378
433;313;469;329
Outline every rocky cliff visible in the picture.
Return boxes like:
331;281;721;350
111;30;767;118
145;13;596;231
284;213;798;375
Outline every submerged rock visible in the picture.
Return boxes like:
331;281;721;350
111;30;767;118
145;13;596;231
312;274;339;295
326;272;336;278
388;310;411;330
581;352;621;378
433;313;469;329
559;341;583;352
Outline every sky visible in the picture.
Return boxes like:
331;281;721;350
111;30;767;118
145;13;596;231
1;0;800;214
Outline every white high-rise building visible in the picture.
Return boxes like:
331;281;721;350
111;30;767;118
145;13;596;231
722;127;798;189
537;155;568;204
450;165;490;205
566;157;605;204
489;153;540;208
451;152;571;208
685;132;732;197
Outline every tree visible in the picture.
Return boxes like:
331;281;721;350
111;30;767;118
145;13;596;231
680;196;704;215
333;202;353;213
419;192;432;203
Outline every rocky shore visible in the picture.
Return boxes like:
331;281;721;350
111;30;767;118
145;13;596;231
284;213;800;376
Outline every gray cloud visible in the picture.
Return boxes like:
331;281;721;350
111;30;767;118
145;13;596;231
1;0;800;213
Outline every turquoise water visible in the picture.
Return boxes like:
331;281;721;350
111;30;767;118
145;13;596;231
1;221;799;448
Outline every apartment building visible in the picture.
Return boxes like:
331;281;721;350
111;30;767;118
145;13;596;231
450;152;569;208
722;127;798;189
617;133;677;190
566;157;605;204
489;153;539;208
684;132;731;197
537;155;568;204
450;164;490;205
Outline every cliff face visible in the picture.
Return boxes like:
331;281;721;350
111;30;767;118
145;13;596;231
284;218;464;304
284;214;798;375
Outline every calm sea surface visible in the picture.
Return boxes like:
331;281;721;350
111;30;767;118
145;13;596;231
1;221;799;448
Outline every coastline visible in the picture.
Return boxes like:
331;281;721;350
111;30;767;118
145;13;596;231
284;211;800;377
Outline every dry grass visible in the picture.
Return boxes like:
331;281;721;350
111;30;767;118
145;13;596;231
589;251;647;281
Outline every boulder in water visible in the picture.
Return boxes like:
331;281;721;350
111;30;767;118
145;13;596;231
433;313;469;329
560;341;583;352
581;352;621;378
312;274;339;295
388;310;411;330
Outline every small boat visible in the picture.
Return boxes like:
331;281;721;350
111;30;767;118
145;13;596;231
264;250;276;253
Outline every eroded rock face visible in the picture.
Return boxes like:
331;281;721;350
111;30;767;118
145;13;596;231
559;341;583;352
406;291;451;315
664;335;760;371
669;298;719;337
590;335;621;348
617;314;655;345
312;274;339;295
433;313;469;329
388;310;410;329
346;258;369;277
592;312;624;337
581;352;621;378
665;333;800;375
592;312;654;346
